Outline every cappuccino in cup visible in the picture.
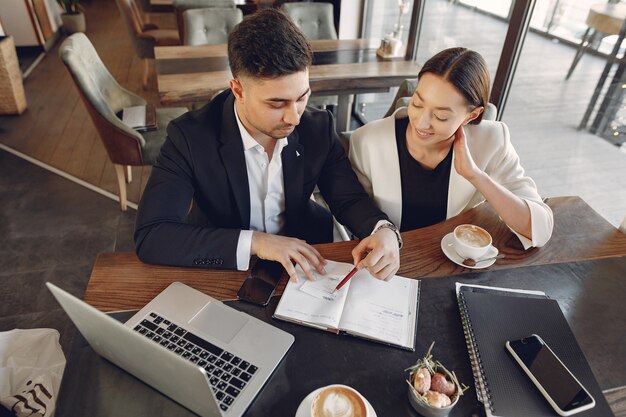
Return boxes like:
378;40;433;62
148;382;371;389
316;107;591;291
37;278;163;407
310;385;368;417
453;224;492;260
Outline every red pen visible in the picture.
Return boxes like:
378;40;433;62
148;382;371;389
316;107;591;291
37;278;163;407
333;267;358;293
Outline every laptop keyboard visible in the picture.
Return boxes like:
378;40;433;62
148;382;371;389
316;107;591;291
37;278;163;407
133;312;259;413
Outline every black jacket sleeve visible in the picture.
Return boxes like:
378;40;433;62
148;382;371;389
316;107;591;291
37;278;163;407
316;111;390;239
134;121;241;269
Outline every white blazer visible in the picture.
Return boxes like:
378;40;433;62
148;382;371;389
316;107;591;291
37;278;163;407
348;108;554;248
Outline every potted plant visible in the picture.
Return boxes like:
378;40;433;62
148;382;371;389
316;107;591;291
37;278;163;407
57;0;86;34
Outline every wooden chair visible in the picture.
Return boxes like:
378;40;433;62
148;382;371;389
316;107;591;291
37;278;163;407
173;0;236;43
115;0;180;89
182;7;242;45
59;33;186;211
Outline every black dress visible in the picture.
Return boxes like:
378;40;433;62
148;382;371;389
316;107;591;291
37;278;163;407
395;117;453;232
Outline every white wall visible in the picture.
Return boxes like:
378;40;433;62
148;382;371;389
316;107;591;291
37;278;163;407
339;0;363;39
0;1;40;46
0;0;60;47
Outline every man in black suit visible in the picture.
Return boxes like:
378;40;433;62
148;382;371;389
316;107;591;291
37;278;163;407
135;9;401;281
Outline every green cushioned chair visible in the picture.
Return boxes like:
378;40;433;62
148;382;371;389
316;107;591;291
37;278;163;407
173;0;236;43
59;33;187;211
182;7;243;45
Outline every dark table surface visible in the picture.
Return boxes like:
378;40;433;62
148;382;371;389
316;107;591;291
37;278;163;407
55;257;626;417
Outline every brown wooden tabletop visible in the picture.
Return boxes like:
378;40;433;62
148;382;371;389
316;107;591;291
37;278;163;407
604;385;626;417
154;38;420;131
150;0;259;14
83;196;626;312
157;59;421;104
154;39;381;60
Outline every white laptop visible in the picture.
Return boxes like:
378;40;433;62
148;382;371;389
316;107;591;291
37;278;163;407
47;281;294;417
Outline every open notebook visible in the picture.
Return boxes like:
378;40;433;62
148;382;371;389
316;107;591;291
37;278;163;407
273;260;420;350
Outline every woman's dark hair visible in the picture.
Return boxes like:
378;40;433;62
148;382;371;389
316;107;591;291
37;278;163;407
228;9;313;79
418;47;490;124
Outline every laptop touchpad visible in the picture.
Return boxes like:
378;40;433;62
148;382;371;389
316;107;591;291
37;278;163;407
189;302;248;344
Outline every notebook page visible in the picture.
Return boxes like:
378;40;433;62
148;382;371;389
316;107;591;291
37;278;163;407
273;260;353;330
121;105;146;129
338;273;418;349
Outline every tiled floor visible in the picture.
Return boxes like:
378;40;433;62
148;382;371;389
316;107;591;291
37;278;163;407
0;150;135;356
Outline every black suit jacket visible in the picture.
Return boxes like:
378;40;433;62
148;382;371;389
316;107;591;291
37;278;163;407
134;90;388;269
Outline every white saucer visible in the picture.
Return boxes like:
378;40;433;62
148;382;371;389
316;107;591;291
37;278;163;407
441;232;499;269
295;385;377;417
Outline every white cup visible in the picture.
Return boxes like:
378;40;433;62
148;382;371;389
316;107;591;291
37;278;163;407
309;384;369;417
452;224;492;260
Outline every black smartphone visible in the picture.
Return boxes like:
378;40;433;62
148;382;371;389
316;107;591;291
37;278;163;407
505;334;595;416
237;260;285;306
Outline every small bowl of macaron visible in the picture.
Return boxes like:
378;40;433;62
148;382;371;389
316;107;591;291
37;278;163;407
406;342;468;417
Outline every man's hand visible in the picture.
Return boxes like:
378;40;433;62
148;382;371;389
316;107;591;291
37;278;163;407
351;227;400;281
251;232;327;282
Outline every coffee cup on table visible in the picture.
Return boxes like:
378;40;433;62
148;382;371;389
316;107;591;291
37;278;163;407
310;384;369;417
452;224;492;261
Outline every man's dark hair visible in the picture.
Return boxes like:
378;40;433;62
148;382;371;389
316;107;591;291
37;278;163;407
418;47;490;125
228;9;313;79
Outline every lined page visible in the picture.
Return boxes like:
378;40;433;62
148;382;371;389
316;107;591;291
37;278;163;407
121;105;146;129
338;272;418;349
273;261;353;330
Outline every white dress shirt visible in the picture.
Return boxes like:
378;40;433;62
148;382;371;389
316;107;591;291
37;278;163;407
234;104;288;270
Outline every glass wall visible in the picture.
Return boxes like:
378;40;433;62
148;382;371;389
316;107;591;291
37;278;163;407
356;0;415;122
460;0;624;54
363;0;414;53
359;0;510;121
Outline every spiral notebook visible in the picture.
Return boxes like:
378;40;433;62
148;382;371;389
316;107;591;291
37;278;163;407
456;284;612;417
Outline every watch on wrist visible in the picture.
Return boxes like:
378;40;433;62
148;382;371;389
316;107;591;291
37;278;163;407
374;222;403;249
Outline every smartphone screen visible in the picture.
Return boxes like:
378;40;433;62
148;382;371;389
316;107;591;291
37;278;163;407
237;260;284;306
506;335;594;414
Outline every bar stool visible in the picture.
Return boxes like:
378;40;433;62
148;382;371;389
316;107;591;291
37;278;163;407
566;2;626;80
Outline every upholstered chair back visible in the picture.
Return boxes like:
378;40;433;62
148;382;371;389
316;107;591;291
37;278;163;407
59;33;186;210
183;7;243;45
282;2;338;40
173;0;236;42
59;33;148;165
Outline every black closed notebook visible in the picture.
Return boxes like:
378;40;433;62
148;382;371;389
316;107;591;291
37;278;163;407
458;291;613;417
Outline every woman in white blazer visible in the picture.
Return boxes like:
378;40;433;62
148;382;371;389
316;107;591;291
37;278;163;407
349;48;553;248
